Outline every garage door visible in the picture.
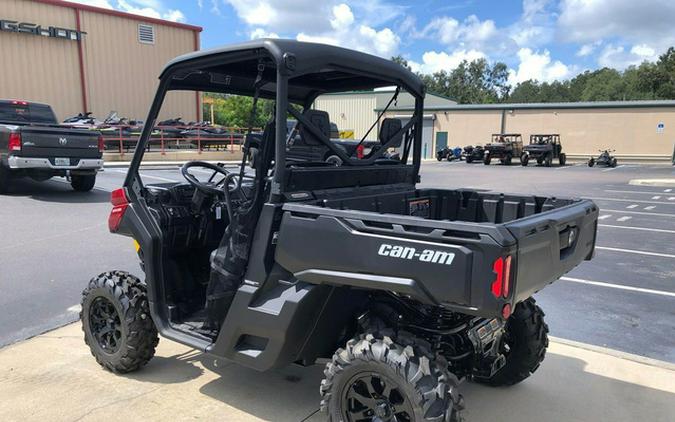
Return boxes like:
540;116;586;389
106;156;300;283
394;116;434;159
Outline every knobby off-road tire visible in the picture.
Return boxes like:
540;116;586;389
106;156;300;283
475;297;548;387
71;174;96;192
520;153;529;166
483;153;491;165
559;153;567;166
321;334;464;422
81;271;159;373
588;158;595;167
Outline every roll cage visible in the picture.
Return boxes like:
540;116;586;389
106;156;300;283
123;39;425;201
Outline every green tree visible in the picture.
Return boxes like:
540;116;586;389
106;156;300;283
204;93;273;128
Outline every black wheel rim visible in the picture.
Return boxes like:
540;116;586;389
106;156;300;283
89;296;122;354
342;372;414;422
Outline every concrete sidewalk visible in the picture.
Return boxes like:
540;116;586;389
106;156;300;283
1;324;673;422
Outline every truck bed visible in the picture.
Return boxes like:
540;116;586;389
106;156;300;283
275;186;598;318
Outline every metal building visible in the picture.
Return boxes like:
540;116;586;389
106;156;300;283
0;0;201;122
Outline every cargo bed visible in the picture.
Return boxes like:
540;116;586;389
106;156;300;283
276;186;598;318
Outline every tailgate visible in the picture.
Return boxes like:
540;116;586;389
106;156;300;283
505;199;598;302
19;126;101;158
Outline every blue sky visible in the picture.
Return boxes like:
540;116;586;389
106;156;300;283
75;1;675;84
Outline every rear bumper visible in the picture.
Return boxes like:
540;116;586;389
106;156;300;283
7;156;103;170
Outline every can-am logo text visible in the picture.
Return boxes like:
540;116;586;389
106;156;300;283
378;244;455;265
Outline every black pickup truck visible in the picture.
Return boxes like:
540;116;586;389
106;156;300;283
0;100;103;193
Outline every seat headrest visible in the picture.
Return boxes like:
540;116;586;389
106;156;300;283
379;118;403;147
299;110;330;146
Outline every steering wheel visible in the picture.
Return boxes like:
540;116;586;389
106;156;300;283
180;161;231;195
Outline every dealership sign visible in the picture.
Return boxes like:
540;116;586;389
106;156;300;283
0;19;86;41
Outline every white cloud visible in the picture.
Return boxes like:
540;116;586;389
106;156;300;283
71;1;186;22
576;41;601;57
509;48;572;83
69;0;114;8
331;3;355;29
558;0;675;49
408;49;486;74
597;43;658;69
163;9;186;22
249;28;279;39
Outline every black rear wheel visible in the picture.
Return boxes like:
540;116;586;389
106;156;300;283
321;334;463;422
0;164;13;194
504;153;513;165
81;271;158;373
71;174;96;192
474;297;548;387
559;153;566;166
483;153;491;165
520;153;529;166
544;154;552;167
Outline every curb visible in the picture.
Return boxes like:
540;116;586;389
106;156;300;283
549;336;675;371
629;179;675;187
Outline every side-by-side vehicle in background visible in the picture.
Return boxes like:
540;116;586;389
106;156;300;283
521;134;566;167
80;40;598;421
484;133;523;165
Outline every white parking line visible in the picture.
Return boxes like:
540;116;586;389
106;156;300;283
561;277;675;298
597;214;612;220
666;189;673;193
626;204;639;209
596;246;675;259
669;197;675;201
652;196;662;200
605;189;671;195
603;209;675;218
644;206;656;210
616;216;632;222
592;197;675;205
601;165;624;172
599;224;675;234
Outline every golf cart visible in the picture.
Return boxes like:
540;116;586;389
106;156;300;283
521;134;566;167
484;134;523;165
81;40;598;421
589;149;617;167
463;144;485;163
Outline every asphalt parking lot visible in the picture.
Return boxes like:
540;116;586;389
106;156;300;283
1;160;674;366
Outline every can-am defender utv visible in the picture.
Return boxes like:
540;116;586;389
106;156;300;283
483;134;523;165
81;40;599;422
521;134;566;167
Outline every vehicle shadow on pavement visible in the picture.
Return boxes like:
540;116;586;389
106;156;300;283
3;178;109;204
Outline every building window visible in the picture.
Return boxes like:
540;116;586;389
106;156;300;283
138;24;155;44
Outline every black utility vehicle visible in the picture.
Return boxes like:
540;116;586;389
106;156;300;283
81;40;598;421
463;144;485;163
589;149;617;167
484;133;523;165
0;99;103;193
521;134;566;167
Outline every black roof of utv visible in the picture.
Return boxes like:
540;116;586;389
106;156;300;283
160;39;425;103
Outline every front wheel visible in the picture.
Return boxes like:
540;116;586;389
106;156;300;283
321;335;464;422
474;297;548;387
81;271;159;373
520;153;529;166
483;153;491;165
466;155;473;163
559;153;567;166
588;158;595;167
544;154;552;167
71;174;96;192
610;158;618;167
504;153;513;165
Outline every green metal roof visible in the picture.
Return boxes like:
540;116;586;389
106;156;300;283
376;100;675;112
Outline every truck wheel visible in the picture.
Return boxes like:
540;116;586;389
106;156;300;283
483;153;491;165
0;164;12;194
475;298;548;387
321;334;464;422
325;155;343;166
504;153;513;165
559;153;567;166
520;153;529;166
71;174;96;192
81;271;159;373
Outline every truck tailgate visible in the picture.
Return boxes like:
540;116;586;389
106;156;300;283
505;199;598;302
19;126;101;158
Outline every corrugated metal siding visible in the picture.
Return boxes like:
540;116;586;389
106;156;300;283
80;10;196;121
0;0;82;120
314;96;377;140
0;0;197;122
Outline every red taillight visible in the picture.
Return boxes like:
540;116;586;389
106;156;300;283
8;132;21;152
356;144;364;159
501;303;512;319
108;188;129;232
97;134;104;153
491;255;513;298
11;100;28;106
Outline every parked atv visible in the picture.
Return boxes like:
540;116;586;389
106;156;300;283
437;146;462;162
81;40;598;421
464;144;485;163
484;134;523;165
521;134;566;167
589;149;617;167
